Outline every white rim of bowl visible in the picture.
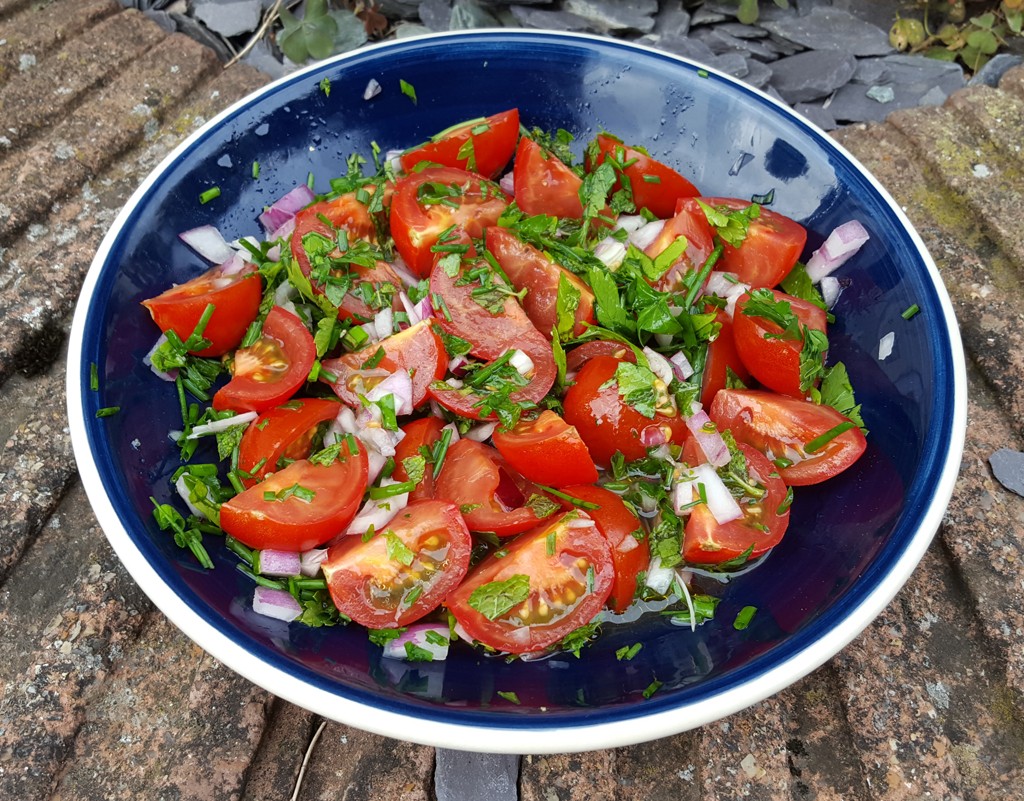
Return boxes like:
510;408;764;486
67;29;968;754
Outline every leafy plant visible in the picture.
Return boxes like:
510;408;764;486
731;0;790;25
890;1;1024;72
277;0;367;65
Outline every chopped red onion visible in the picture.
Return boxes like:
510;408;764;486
266;243;282;263
642;346;674;386
389;255;420;288
252;586;302;622
820;275;842;309
385;149;404;173
179;224;235;264
566;516;595;529
447;355;469;375
464;421;498;442
175;475;206;519
674;571;699;632
878;331;895;361
703;271;741;298
499;171;515;196
669;351;694;381
259;185;315;233
363;78;382;100
693;463;743;524
143;334;177;382
345;480;410;536
231;235;261;262
509;349;534;377
614;214;646;234
218;251;248;277
684;403;731;467
187;411;258;439
382;624;450;661
594;237;627;269
629;219;666;251
805;220;870;283
268;217;296;244
640;425;667;448
366;370;414;416
644;556;675;595
671;467;700;516
258;548;302;577
616;534;639;553
300;548;327;577
373;307;394;341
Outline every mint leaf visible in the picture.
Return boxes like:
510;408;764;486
608;361;659;419
468;574;530;621
817;362;867;433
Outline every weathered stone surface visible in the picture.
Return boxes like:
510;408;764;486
562;0;657;35
969;52;1024;87
435;750;519;801
762;6;894;57
509;5;594;33
827;55;966;123
0;0;117;80
769;48;857;103
988;448;1024;497
192;0;262;38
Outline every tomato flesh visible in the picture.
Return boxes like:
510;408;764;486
392;416;448;502
491;410;598;487
322;499;472;628
447;512;613;654
700;312;752;409
400;108;519;179
213;306;315;413
142;263;261;357
237;398;341;487
644;201;716;292
710;389;867;486
220;440;368;551
592;133;700;218
513;137;584;219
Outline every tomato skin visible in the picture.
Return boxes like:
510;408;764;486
562;355;690;467
733;289;828;398
592;133;700;218
491;410;598;487
321;499;472;628
513;137;584;219
213;306;316;413
710;389;867;486
142;263;261;357
687;197;807;288
643;201;716;292
558;485;648;614
390;166;509;278
321;320;446;410
700;312;752;409
447;512;614;654
220;442;368;551
485;227;595;338
434;439;555;537
392;416;447;502
564;340;636;374
237;398;341;488
400;108;519;180
683;443;790;564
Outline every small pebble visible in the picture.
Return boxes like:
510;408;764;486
989;449;1024;497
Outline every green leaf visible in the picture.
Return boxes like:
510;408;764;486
816;361;867;434
400;79;418;104
468;574;530;620
609;361;659;419
966;29;999;54
737;0;760;24
385;532;416;567
554;272;582;342
780;263;827;311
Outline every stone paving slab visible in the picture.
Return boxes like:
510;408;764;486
0;3;1022;800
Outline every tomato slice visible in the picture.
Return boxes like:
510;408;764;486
321;320;446;410
237;397;341;488
321;499;472;628
686;197;807;288
733;289;828;398
434;439;556;537
142;262;261;357
400;108;519;180
220;440;368;551
446;512;614;654
485;226;595;338
558;485;647;614
213;306;315;413
562;355;690;467
591;133;700;218
700;312;752;409
643;201;716;292
392;416;447;502
491;410;598;487
390;166;509;278
512;137;584;219
710;389;867;486
683;443;790;564
564;340;636;374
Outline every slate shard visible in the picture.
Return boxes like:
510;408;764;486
762;6;894;57
435;750;520;801
989;449;1024;497
769;49;857;104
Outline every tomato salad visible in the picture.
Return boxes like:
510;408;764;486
144;108;870;661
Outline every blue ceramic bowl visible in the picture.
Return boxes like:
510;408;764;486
67;31;966;753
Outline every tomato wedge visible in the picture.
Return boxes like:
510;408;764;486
142;262;261;357
564;340;636;374
558;485;647;614
562;355;690;467
591;132;700;218
699;312;751;409
485;226;595;338
685;197;807;288
644;201;716;292
220;440;368;551
491;410;598;487
392;416;447;501
733;289;828;398
434;439;556;537
710;389;867;486
321;499;472;628
683;443;790;564
321;320;446;410
213;306;315;413
447;512;614;654
513;136;584;219
400;108;519;179
237;398;341;487
390;166;509;278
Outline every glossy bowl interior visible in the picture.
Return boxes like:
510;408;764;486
68;31;966;753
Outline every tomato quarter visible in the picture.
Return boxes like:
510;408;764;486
392;416;448;502
513;136;584;219
491;410;599;487
237;397;341;487
591;133;700;218
400;108;519;179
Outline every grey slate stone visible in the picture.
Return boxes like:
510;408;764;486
693;27;779;61
450;0;502;29
769;49;857;103
509;6;594;32
710;51;751;79
690;6;729;27
375;0;424;21
794;101;837;131
435;751;520;801
638;33;717;64
716;22;769;39
969;53;1024;87
652;1;690;37
191;0;262;37
989;449;1024;497
563;0;657;34
852;57;891;85
419;0;453;31
762;6;894;57
827;55;965;122
740;57;773;89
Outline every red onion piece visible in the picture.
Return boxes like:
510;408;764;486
345;481;410;536
669;351;694;381
252;587;302;622
389;256;420;288
642;346;674;386
693;463;743;524
258;548;302;577
805;220;870;283
179;224;235;264
616;534;639;553
366;370;415;417
878;331;895;361
300;548;327;577
684;403;730;468
614;214;646;234
464;421;498;442
628;219;666;251
820;275;842;309
640;425;667;448
671;468;699;515
363;78;382;100
143;334;177;382
187;411;258;439
381;624;450;661
499;171;515;196
594;237;626;269
174;475;206;519
258;185;315;233
644;556;675;595
509;348;534;377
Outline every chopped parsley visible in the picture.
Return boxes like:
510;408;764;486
467;574;530;621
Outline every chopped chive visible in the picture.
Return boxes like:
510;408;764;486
369;480;417;499
251;160;260;179
805;421;856;454
616;643;643;661
89;362;99;391
431;427;454;480
306;171;315;190
642;679;662;699
901;303;920;320
697;69;709;78
534;484;600;510
777;486;794;515
641;174;661;183
496;690;520;704
199;187;221;204
95;406;120;418
733;605;757;630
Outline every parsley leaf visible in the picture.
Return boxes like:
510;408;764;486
816;362;867;433
697;199;760;248
607;361;659;419
385;531;416;566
